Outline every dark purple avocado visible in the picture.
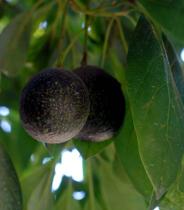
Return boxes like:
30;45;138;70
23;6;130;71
20;68;89;144
74;65;125;141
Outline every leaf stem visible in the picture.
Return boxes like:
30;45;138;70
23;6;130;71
87;159;95;210
54;0;69;67
148;191;157;210
81;15;89;66
70;0;128;17
115;18;128;54
101;18;115;68
60;30;83;66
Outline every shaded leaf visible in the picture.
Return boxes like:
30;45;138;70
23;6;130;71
0;144;22;210
54;181;81;210
160;157;184;210
138;0;184;42
115;109;153;202
74;138;112;159
21;163;52;209
98;158;147;210
0;12;32;76
26;166;54;210
126;17;184;199
163;35;184;101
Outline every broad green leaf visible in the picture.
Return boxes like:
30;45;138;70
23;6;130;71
54;181;81;210
0;12;32;76
126;17;184;199
159;184;184;210
163;35;184;101
0;108;38;174
115;110;153;202
98;158;147;210
74;138;112;159
27;168;54;210
21;163;52;209
84;201;101;210
138;0;184;42
160;157;184;210
0;144;22;210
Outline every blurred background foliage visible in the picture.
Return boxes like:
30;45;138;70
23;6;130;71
1;0;184;210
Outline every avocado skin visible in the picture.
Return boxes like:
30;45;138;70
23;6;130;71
20;68;89;144
74;65;125;141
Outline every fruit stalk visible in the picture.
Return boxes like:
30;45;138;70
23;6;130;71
81;15;89;66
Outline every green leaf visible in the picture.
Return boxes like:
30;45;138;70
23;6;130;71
126;17;184;199
162;35;184;101
138;0;184;42
159;183;184;210
0;144;22;210
26;166;54;210
54;181;81;210
74;138;112;159
160;159;184;209
21;163;52;209
115;109;153;202
98;158;147;210
0;12;32;76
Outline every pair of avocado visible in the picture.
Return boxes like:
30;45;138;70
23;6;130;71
20;65;125;144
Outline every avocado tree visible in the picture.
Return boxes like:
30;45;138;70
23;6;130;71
0;0;184;209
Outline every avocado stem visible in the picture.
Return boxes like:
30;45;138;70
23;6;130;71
81;15;89;66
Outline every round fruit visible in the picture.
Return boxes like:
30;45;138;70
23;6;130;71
74;65;125;141
20;68;89;144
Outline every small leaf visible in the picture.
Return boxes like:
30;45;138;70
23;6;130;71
126;17;184;199
0;144;22;210
0;12;32;76
74;138;112;159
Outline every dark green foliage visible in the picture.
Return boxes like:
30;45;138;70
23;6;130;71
1;0;184;209
20;68;89;144
74;65;125;141
0;144;22;210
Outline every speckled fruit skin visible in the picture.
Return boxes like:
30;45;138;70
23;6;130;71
74;65;125;141
20;68;89;144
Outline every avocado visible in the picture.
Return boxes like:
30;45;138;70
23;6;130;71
20;68;89;144
74;65;125;141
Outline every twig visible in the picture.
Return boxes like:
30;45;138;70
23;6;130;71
81;15;89;66
101;18;115;67
116;17;128;54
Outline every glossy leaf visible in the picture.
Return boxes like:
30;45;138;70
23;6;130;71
138;0;184;42
126;17;184;199
0;12;32;76
163;35;184;101
0;144;22;210
115;109;153;202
